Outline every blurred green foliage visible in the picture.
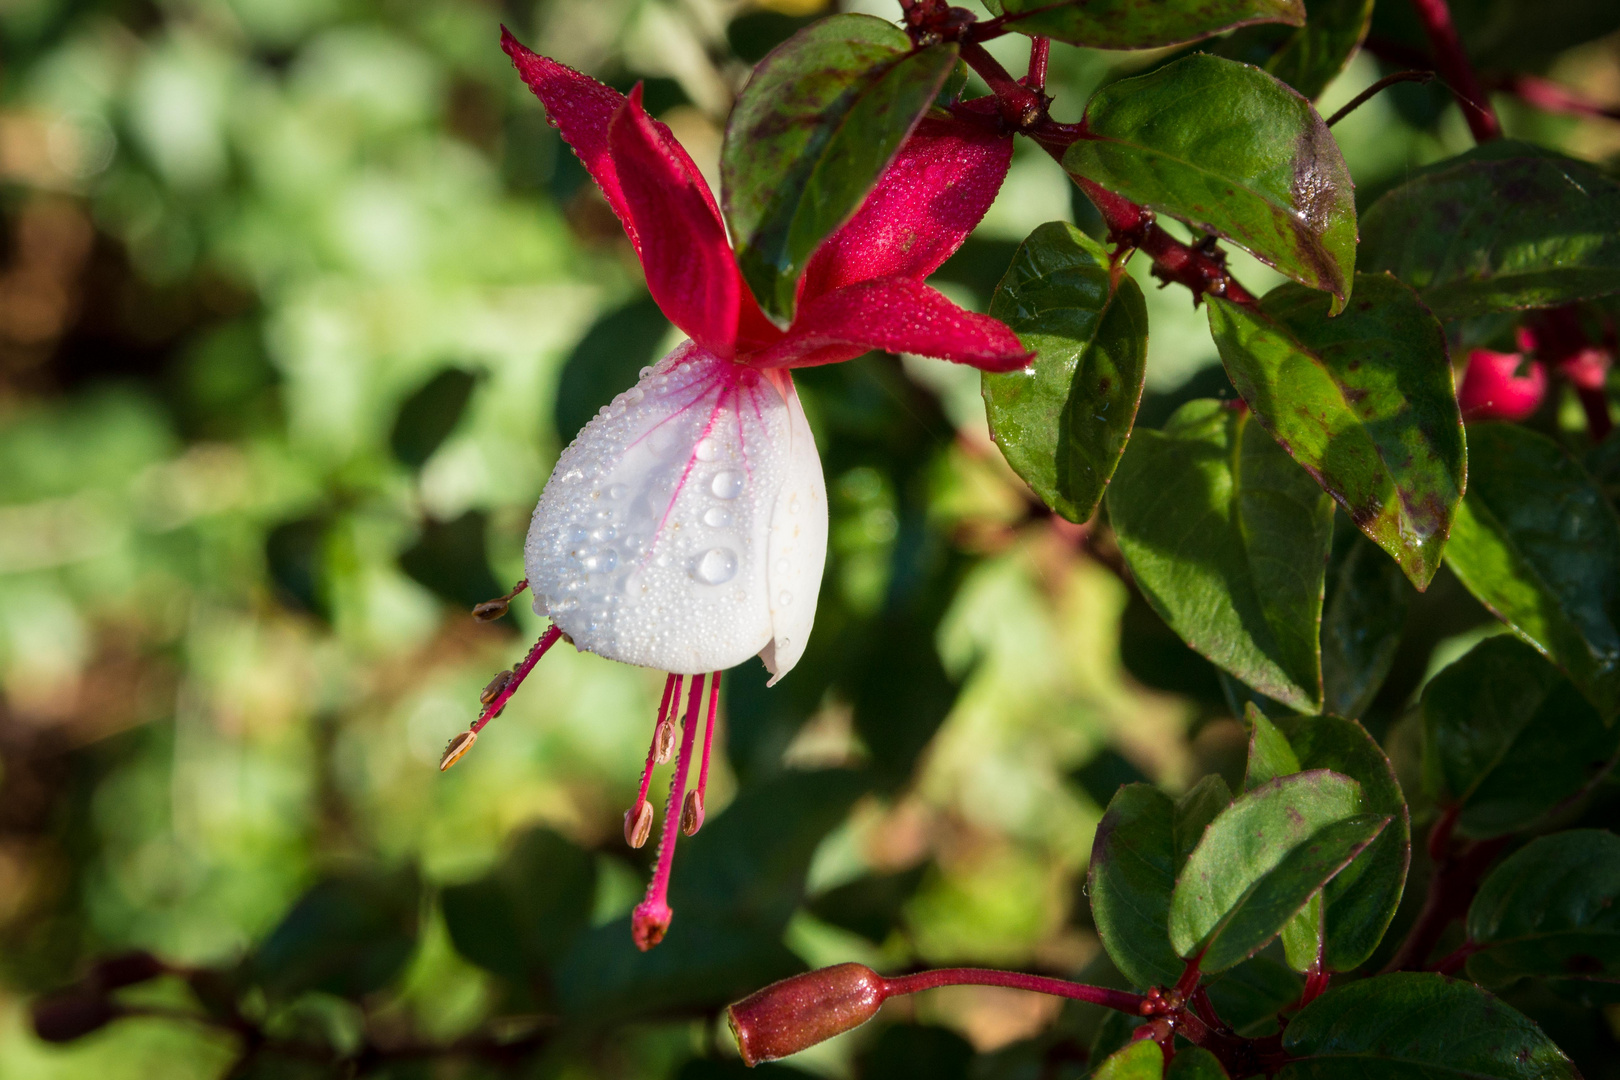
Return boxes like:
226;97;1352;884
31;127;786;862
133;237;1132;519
3;0;1619;1077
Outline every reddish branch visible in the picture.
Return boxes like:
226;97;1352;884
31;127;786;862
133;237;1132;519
1382;806;1511;973
949;35;1257;307
1503;74;1620;124
1405;0;1501;141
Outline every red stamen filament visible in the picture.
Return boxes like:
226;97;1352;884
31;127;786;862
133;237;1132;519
633;673;707;950
440;624;562;770
683;670;721;835
636;674;683;808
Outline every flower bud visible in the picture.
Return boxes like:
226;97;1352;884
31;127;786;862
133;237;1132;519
624;799;654;848
32;994;118;1043
726;963;887;1066
439;730;477;771
681;790;705;836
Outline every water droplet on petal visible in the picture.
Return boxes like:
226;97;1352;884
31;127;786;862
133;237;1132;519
582;549;618;574
607;484;628;499
695;437;719;462
693;548;738;585
711;471;744;500
703;507;732;528
778;591;792;607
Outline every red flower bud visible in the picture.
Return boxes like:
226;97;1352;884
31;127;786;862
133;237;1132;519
1457;349;1547;422
726;963;887;1066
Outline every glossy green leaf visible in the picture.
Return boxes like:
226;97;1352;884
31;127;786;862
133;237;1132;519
1170;770;1386;972
1321;530;1410;719
994;0;1302;49
1168;1046;1229;1080
1467;830;1620;989
1281;892;1325;972
1360;142;1620;320
1207;274;1464;589
441;828;597;982
1277;715;1412;972
1217;0;1375;100
1093;1038;1165;1080
983;221;1148;523
722;15;958;321
1064;55;1356;310
1088;784;1183;989
1243;703;1301;791
1107;399;1335;712
1422;635;1620;838
1175;775;1234;872
250;866;419;1000
1444;423;1620;719
1280;972;1579;1079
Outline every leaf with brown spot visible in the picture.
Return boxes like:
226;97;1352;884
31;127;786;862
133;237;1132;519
1207;273;1465;590
994;0;1304;50
1064;54;1356;311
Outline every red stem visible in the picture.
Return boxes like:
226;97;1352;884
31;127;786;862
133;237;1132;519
696;670;720;799
882;969;1145;1014
1431;941;1480;975
1384;807;1510;972
1406;0;1500;141
1503;74;1620;123
1024;36;1049;92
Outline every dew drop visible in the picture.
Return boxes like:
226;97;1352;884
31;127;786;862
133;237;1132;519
562;468;584;484
711;471;745;500
567;525;589;544
778;591;792;607
624;387;645;404
589;526;616;543
639;366;654;379
693;548;738;585
695;437;719;462
703;507;732;528
582;549;618;574
607;484;628;500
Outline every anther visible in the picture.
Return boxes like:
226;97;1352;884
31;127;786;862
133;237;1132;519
681;790;704;836
440;730;478;771
471;578;530;622
625;799;654;848
480;669;514;705
654;719;676;763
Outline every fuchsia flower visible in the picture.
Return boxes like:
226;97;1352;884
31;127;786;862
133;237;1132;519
439;29;1029;950
1457;347;1547;422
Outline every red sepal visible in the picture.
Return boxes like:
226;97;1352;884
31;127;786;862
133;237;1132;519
754;277;1031;372
799;111;1012;302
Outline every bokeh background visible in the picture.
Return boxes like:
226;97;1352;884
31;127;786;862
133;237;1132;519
2;0;1619;1077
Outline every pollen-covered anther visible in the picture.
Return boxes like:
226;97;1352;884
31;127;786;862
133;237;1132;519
471;578;529;622
653;719;676;764
439;730;477;771
681;790;705;836
480;670;514;706
624;799;654;848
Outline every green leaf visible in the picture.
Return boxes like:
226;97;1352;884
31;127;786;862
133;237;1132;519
1467;829;1620;989
1175;775;1234;872
1281;893;1325;972
441;828;597;982
1169;770;1385;972
1207;274;1463;589
983;221;1149;523
1277;716;1410;972
1280;971;1579;1079
806;864;928;944
250;866;419;1000
1422;635;1620;838
1216;0;1375;100
1444;423;1620;719
1088;784;1183;989
1359;141;1620;320
1092;1038;1165;1080
1168;1046;1230;1079
1107;399;1335;712
1064;55;1355;310
1243;703;1302;791
1202;953;1303;1036
995;0;1302;49
722;15;959;321
1321;530;1410;719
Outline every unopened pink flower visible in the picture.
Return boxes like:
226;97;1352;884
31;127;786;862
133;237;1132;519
1457;348;1547;422
439;29;1029;951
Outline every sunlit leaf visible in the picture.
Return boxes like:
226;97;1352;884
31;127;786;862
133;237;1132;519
995;0;1303;49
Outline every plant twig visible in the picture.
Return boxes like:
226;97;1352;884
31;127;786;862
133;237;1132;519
1502;74;1620;123
1383;807;1511;972
1326;70;1436;127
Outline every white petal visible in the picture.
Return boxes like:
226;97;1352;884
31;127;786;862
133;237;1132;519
759;374;826;684
524;341;824;676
